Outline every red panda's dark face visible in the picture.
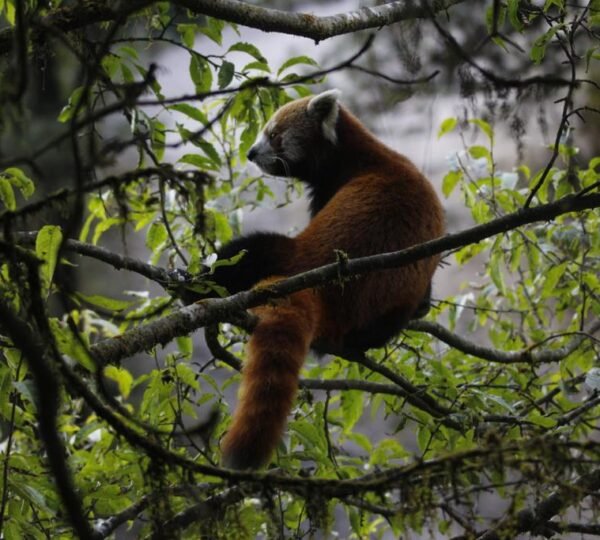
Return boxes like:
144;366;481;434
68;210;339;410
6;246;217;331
247;90;341;179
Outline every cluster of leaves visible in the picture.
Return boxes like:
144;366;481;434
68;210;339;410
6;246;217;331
0;0;599;539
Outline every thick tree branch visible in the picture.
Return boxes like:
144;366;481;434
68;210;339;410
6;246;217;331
88;192;600;366
176;0;466;43
0;0;465;56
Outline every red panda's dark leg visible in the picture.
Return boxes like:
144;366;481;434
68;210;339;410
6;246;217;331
208;232;294;295
180;233;295;302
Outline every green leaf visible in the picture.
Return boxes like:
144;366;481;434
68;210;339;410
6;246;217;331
0;178;15;210
531;27;559;64
4;167;34;198
3;0;15;26
218;60;235;88
340;390;363;433
528;412;556;428
195;140;222;167
290;419;325;454
170;103;209;124
417;425;432;452
438;117;457;138
240;123;258;155
104;366;133;398
176;336;193;358
12;484;53;514
119;45;139;60
150;119;166;162
179;153;219;171
544;0;564;11
585;46;600;71
242;61;270;73
486;2;507;33
77;293;133;312
210;211;233;243
228;42;267;63
175;363;199;390
277;55;318;76
177;23;196;48
542;262;566;298
198;17;224;45
442;170;461;197
36;225;63;298
190;53;213;93
146;222;168;251
469;145;491;160
58;86;84;123
469;118;494;140
50;319;94;370
507;0;524;30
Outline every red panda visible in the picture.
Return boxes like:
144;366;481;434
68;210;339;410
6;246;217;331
210;90;445;469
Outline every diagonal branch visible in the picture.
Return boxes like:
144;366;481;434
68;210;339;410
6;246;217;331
408;319;600;365
88;192;600;366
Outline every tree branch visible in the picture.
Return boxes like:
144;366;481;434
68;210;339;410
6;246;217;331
476;468;600;540
0;167;199;226
13;231;174;285
176;0;466;43
407;319;600;365
88;192;600;366
0;0;466;56
0;300;94;539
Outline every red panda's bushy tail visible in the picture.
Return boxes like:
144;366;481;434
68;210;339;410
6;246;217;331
221;285;320;470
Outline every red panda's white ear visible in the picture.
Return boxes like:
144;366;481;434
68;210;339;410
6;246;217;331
307;89;341;144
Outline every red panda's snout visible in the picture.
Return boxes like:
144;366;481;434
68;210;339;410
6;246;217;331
247;131;285;176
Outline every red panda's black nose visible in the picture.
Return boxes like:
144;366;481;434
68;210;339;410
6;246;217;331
247;146;257;161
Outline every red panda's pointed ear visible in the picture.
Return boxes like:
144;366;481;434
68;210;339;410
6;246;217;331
307;89;341;118
307;89;341;144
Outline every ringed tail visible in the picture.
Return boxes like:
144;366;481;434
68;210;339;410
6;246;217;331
221;285;319;469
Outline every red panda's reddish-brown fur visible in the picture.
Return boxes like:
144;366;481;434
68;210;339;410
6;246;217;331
218;91;445;469
221;284;321;470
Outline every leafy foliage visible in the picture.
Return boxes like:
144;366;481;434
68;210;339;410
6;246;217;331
0;1;599;539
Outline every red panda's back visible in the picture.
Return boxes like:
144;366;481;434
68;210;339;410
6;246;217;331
291;166;444;348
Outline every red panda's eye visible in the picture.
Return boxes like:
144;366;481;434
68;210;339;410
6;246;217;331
269;131;276;140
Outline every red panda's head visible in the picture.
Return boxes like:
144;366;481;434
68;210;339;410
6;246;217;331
247;89;341;179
